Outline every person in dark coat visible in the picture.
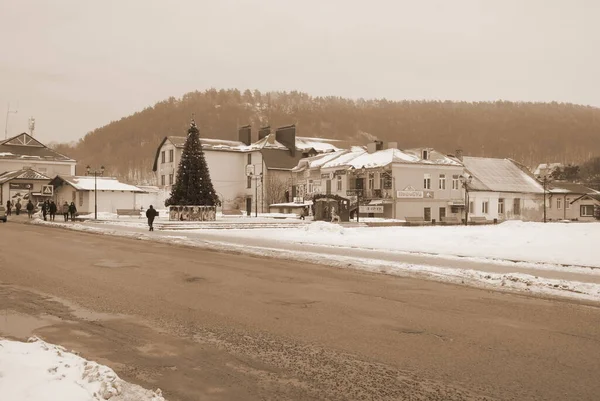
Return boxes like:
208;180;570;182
6;200;11;216
68;202;77;221
145;205;158;231
49;201;57;221
299;207;306;220
62;202;69;221
26;200;34;219
42;201;48;221
15;200;21;215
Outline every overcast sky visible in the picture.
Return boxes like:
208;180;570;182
1;0;598;143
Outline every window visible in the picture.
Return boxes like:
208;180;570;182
424;207;431;221
169;174;173;185
581;205;594;217
482;201;489;214
423;174;431;189
79;192;83;207
247;175;252;189
337;175;342;191
439;174;446;190
247;154;252;165
161;175;165;186
368;173;375;190
161;151;165;163
566;198;570;209
513;198;521;215
498;198;505;214
422;150;429;160
169;149;174;162
308;180;314;193
469;201;474;214
72;191;77;203
452;175;459;190
557;198;562;209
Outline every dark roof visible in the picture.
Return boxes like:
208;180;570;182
549;182;597;194
0;168;51;184
260;148;304;170
0;133;75;162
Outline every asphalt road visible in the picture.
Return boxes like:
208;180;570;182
1;222;599;401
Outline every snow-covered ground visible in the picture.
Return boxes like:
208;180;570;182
216;220;600;268
0;337;165;401
30;218;600;302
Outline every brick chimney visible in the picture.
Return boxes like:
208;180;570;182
455;149;463;161
238;125;251;145
366;140;384;154
258;126;271;140
275;125;296;157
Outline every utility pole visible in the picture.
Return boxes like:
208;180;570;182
4;102;18;139
86;165;105;220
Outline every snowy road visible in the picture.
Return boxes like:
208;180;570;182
1;222;600;400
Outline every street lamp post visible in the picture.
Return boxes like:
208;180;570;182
253;172;263;217
541;175;550;223
86;165;105;220
460;174;473;226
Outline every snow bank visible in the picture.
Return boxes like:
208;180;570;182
303;221;345;234
0;337;165;401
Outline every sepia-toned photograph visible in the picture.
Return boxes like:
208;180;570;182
1;1;599;400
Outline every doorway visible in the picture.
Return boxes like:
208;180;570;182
424;207;431;222
439;207;446;222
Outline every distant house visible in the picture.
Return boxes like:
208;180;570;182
533;163;563;178
48;175;145;215
547;182;600;221
460;157;545;222
0;133;76;205
152;125;340;215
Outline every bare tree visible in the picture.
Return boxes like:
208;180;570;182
265;175;289;205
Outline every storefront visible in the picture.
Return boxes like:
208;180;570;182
0;168;52;208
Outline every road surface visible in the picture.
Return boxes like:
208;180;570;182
1;222;599;401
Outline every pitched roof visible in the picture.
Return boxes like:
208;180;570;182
462;157;544;193
571;193;600;204
49;176;145;192
260;148;304;170
404;148;463;166
549;182;598;195
533;162;563;177
0;133;75;162
0;168;50;184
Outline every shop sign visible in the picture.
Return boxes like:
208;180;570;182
334;170;347;176
359;205;384;213
9;183;33;190
321;173;334;179
346;189;362;196
396;190;423;199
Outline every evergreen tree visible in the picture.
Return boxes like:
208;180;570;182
165;120;220;206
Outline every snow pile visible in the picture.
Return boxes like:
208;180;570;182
0;337;165;401
303;221;345;234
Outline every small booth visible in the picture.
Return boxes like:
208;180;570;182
312;194;350;222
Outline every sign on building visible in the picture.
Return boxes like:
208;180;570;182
396;190;423;198
359;205;384;213
42;185;54;196
321;172;334;180
346;189;362;196
9;183;32;190
245;164;255;176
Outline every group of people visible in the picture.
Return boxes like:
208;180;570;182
4;199;77;221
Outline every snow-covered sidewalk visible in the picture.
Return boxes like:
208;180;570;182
0;337;165;401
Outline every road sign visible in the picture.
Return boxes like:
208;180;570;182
42;185;54;196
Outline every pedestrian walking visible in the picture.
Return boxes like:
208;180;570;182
26;200;34;219
5;200;11;216
49;201;57;221
299;207;306;220
145;205;158;231
15;200;21;215
62;201;69;221
68;202;77;221
42;201;48;221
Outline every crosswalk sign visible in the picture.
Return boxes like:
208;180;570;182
42;185;54;196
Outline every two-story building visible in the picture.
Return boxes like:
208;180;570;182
0;133;76;206
152;125;340;215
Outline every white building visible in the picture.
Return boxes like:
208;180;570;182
48;175;146;215
152;125;340;215
460;156;545;222
0;133;76;206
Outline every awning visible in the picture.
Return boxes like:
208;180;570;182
369;199;393;205
448;200;465;206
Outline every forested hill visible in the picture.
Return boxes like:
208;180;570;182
51;89;600;184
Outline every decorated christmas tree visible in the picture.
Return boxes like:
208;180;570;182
165;119;220;206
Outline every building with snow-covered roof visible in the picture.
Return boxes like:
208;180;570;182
152;124;341;215
547;182;600;221
0;133;77;206
48;175;146;215
459;156;545;222
291;141;465;222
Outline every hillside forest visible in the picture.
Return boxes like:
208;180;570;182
49;89;600;185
